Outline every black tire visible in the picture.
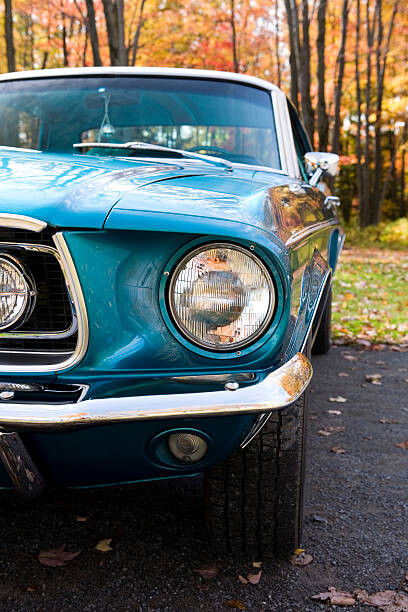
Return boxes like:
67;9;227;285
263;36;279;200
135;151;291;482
312;285;332;355
204;386;308;558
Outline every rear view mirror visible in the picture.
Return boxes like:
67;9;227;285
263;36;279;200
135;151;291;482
304;152;339;186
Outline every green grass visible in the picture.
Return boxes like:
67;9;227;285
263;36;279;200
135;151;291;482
342;217;408;251
332;248;408;346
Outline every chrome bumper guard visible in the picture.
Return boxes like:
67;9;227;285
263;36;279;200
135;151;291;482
0;353;312;432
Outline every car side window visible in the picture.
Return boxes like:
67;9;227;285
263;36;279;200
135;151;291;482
287;99;312;182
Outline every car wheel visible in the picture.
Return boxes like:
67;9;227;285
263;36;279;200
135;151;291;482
312;284;332;355
204;378;308;558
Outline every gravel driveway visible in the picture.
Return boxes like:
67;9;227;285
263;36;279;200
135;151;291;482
0;346;407;611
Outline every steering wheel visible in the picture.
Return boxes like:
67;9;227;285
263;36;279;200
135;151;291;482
187;145;232;157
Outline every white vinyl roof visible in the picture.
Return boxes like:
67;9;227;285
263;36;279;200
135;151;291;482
0;66;281;93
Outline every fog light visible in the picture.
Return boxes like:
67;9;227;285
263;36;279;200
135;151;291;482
168;432;208;463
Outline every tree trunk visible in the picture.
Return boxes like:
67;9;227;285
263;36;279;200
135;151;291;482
284;0;300;109
299;0;314;145
274;0;281;88
62;14;69;67
399;122;407;218
372;0;399;224
85;0;102;66
331;0;350;154
360;0;375;228
102;0;127;65
130;0;147;66
316;0;328;150
230;0;239;72
355;0;364;227
4;0;16;72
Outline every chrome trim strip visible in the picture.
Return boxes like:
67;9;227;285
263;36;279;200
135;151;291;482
52;233;89;372
168;373;256;385
0;243;77;340
0;214;47;233
0;228;89;372
286;218;340;247
0;353;312;432
300;270;331;353
240;411;272;449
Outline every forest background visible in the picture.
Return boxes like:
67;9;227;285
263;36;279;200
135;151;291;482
1;0;408;348
1;0;407;237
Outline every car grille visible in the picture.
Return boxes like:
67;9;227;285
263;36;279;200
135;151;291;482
0;227;78;363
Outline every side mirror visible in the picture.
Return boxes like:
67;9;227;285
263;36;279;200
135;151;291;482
304;152;339;186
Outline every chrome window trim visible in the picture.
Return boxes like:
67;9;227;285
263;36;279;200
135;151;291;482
0;67;283;95
275;92;301;179
271;90;288;175
0;214;47;233
0;222;88;373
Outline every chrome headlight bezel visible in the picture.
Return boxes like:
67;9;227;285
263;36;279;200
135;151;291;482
0;254;36;331
166;242;277;353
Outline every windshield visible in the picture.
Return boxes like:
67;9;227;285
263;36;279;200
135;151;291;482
0;76;281;169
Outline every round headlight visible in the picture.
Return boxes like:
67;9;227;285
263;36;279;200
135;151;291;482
0;256;32;331
168;244;275;351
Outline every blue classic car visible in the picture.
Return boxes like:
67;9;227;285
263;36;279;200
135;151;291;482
0;67;343;558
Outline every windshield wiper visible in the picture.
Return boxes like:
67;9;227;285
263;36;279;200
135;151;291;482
73;141;233;171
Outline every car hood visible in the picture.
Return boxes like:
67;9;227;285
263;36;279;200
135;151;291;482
0;149;287;230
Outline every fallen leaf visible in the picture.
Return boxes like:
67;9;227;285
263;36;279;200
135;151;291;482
193;565;218;580
331;446;346;454
224;599;246;610
397;571;408;592
339;372;350;377
365;374;383;381
379;418;400;424
95;538;113;552
329;396;347;403
290;551;313;566
252;561;262;568
75;516;88;522
238;574;248;584
247;570;262;584
311;586;356;605
313;515;328;523
356;589;408;611
356;339;372;347
318;426;346;436
343;354;358;361
328;409;342;415
395;441;408;450
38;545;80;567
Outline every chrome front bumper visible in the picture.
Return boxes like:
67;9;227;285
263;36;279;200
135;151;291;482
0;353;312;432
